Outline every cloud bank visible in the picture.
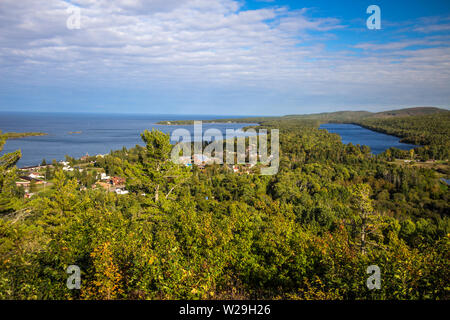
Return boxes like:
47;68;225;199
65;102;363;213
0;0;449;114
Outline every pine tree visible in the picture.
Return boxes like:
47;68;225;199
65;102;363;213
0;131;22;213
349;183;385;255
124;129;191;202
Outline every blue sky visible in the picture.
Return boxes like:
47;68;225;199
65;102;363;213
0;0;449;115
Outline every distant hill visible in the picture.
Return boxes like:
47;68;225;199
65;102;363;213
370;107;448;118
282;111;372;122
157;107;449;125
285;107;448;121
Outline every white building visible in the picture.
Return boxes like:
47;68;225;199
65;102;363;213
115;189;129;195
193;154;209;164
100;173;110;180
177;156;192;165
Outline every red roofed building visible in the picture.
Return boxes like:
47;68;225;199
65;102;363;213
110;176;126;186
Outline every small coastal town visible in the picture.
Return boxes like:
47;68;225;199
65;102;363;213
14;149;263;199
15;141;447;200
15;155;129;199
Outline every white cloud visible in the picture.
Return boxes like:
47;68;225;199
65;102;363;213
0;0;340;82
0;0;449;113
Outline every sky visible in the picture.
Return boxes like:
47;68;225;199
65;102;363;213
0;0;449;116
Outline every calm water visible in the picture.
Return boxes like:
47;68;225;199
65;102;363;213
320;123;419;154
0;112;257;167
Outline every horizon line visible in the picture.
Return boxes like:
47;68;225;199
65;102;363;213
0;106;449;118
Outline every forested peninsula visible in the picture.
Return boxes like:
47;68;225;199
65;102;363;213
4;132;47;139
158;107;450;160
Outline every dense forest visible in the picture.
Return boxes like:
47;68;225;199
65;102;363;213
0;109;449;300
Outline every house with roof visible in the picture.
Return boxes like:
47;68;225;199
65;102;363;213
193;154;209;165
29;173;44;179
19;176;44;184
115;188;129;195
110;176;126;186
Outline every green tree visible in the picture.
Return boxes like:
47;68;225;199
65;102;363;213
350;184;380;255
0;131;22;213
124;130;190;202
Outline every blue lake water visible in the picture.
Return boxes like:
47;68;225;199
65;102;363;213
320;123;420;154
0;112;257;167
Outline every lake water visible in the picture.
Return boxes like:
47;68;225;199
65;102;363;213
320;123;419;154
0;112;257;167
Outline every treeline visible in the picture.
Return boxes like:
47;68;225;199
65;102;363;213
0;121;448;300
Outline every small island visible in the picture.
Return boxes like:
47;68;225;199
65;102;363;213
157;120;196;125
156;119;255;125
4;132;47;139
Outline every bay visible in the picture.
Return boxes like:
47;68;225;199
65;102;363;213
319;123;420;154
0;112;257;167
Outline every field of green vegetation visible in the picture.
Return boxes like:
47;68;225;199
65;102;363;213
0;109;448;300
